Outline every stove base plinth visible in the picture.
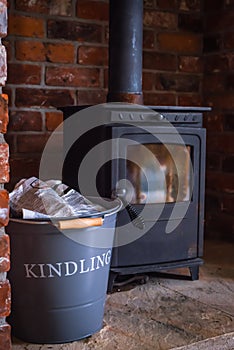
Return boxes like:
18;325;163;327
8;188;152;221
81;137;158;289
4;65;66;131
107;258;203;293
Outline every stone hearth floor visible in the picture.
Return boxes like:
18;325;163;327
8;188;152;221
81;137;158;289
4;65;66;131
12;239;234;350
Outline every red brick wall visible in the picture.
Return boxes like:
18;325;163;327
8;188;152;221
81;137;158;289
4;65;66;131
3;0;109;188
0;0;11;349
143;0;203;106
3;0;204;188
203;0;234;242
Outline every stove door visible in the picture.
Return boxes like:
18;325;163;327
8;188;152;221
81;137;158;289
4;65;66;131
111;127;206;266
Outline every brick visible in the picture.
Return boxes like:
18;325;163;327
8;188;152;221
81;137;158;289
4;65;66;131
203;34;222;53
205;92;234;110
207;133;234;154
78;46;108;66
155;73;200;92
144;0;154;8
0;280;10;317
17;134;49;153
45;42;75;63
204;0;223;11
226;73;234;90
225;0;234;8
144;10;177;29
179;0;201;11
222;155;234;172
78;90;107;105
143;92;176;106
0;323;11;350
0;94;8;133
179;56;203;73
157;32;202;54
15;40;45;61
225;113;234;131
157;0;177;10
46;67;100;87
203;73;226;94
178;94;202;106
0;45;7;86
143;51;177;71
15;0;48;13
16;41;75;63
9;157;40;179
7;63;41;85
224;32;234;50
143;72;155;91
205;11;234;33
0;190;9;227
0;0;7;37
15;88;75;108
47;20;102;43
227;53;234;70
206;171;234;194
178;13;203;33
16;0;72;16
222;196;234;215
206;152;221;171
77;0;109;21
203;112;223;131
49;0;72;16
0;144;9;183
205;193;221;211
8;110;42;131
204;54;229;73
0;235;10;273
143;30;155;49
205;212;234;241
103;67;108;88
8;14;44;38
104;24;109;44
45;111;63;131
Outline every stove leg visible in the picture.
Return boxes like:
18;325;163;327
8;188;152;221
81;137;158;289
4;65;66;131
189;265;199;280
107;271;118;293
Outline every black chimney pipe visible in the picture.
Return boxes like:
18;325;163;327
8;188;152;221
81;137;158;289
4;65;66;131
107;0;143;104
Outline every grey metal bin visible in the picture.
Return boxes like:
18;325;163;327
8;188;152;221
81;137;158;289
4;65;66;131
6;197;121;344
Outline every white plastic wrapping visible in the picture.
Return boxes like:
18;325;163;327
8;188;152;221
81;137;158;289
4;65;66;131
9;177;105;219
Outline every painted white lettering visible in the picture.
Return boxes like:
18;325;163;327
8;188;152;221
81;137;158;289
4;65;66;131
24;264;39;278
47;263;62;277
38;264;46;278
105;250;111;265
90;256;96;271
80;259;90;274
64;261;78;276
23;250;111;279
96;253;105;270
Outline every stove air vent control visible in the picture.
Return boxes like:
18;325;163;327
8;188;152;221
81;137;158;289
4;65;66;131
110;111;165;123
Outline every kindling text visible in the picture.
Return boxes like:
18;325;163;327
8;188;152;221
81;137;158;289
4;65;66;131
24;249;111;278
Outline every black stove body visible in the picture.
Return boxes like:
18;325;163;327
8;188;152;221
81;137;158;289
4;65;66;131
61;104;209;292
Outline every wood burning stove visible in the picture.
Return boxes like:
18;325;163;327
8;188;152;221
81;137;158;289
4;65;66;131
61;103;210;292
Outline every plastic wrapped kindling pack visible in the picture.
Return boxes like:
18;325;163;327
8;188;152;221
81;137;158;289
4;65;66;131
9;177;105;219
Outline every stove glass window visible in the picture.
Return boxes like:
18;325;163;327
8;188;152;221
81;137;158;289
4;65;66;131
126;143;191;204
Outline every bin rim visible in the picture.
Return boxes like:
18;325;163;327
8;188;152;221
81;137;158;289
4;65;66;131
9;197;122;225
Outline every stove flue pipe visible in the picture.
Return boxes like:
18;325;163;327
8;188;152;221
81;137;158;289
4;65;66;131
107;0;143;104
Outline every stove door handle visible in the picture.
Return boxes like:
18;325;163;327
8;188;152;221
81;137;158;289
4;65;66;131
112;189;145;230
